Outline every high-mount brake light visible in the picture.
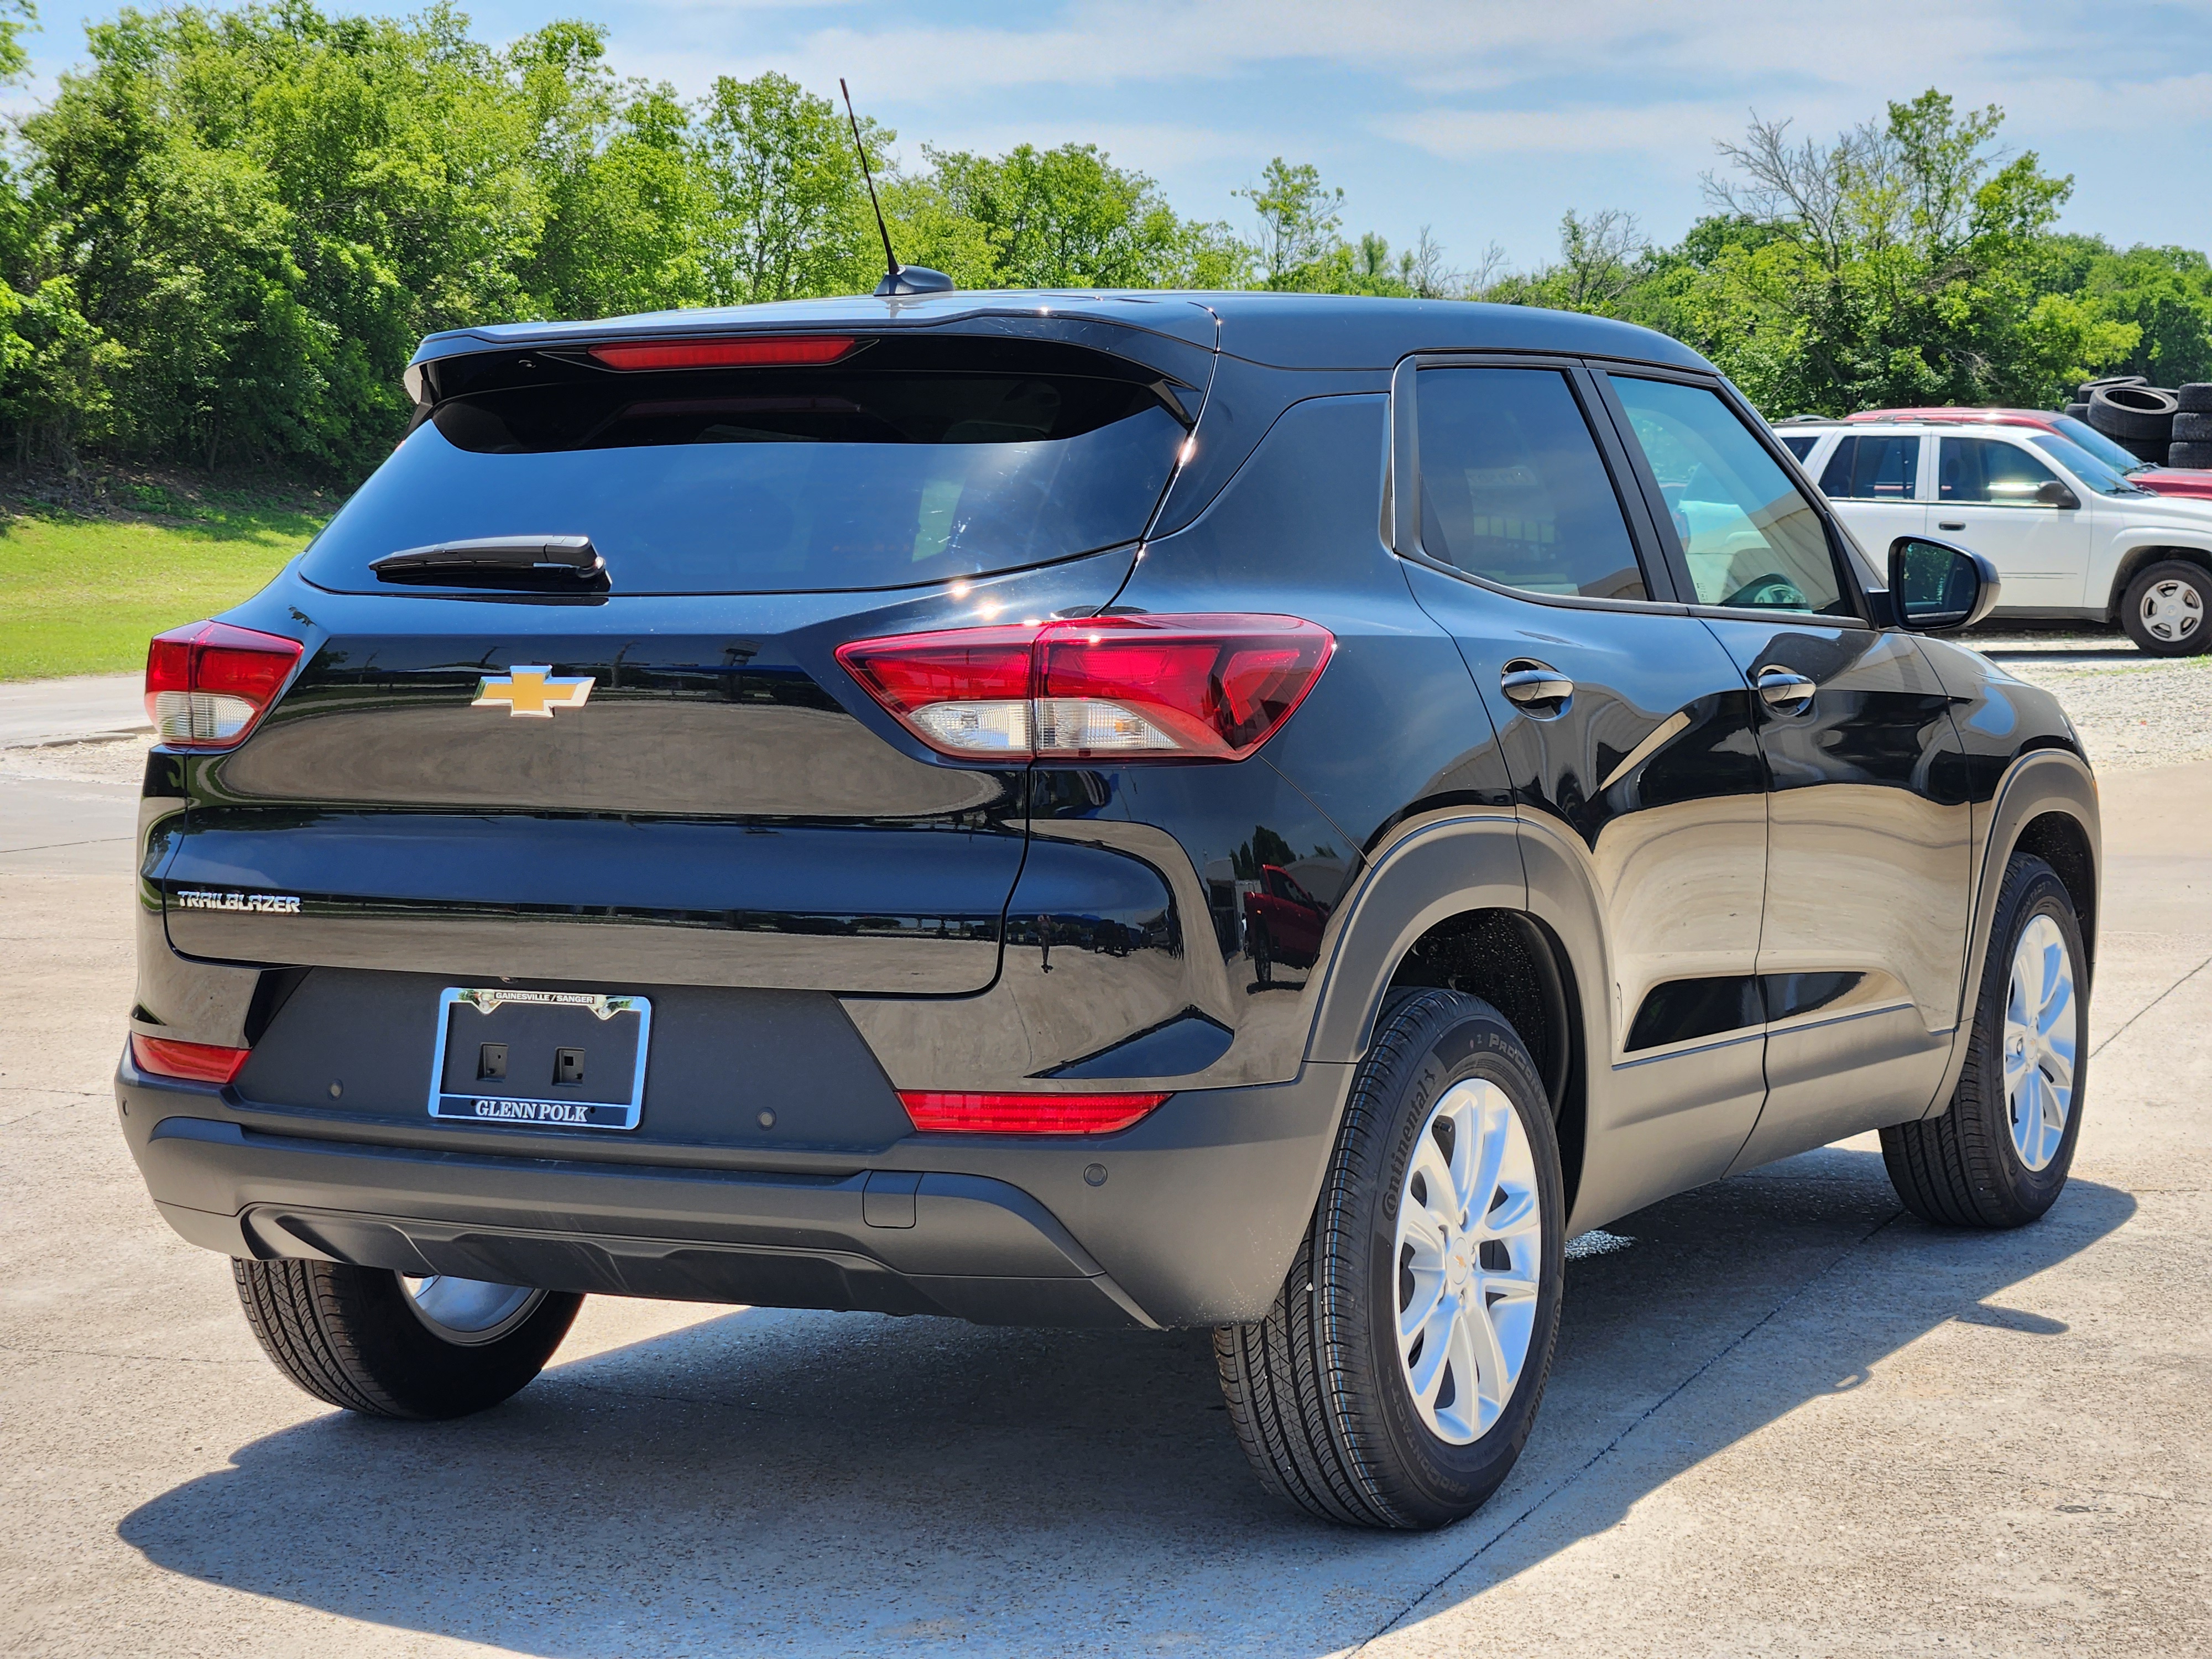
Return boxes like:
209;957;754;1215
587;336;855;372
131;1034;251;1085
144;622;305;750
837;614;1333;762
899;1091;1170;1135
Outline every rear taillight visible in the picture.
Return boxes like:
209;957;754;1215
587;335;855;371
144;622;304;749
837;614;1333;761
131;1034;251;1084
899;1091;1169;1135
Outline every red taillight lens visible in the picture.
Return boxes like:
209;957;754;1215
587;336;855;371
131;1034;251;1084
144;622;304;749
899;1091;1169;1135
836;614;1333;761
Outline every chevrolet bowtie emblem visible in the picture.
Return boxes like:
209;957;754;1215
472;665;594;718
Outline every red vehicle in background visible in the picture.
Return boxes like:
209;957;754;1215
1244;863;1330;986
1846;408;2212;501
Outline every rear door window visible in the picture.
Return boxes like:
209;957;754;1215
1413;366;1651;602
1818;434;1922;500
300;335;1191;595
1607;375;1851;617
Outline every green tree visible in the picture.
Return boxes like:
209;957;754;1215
696;71;881;304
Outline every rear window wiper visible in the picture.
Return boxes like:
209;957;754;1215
369;535;607;591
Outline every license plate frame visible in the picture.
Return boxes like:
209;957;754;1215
426;987;651;1131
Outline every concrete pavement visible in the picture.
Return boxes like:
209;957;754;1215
1;734;2206;1653
0;671;147;748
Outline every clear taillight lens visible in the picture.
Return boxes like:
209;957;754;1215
144;622;305;749
836;614;1333;761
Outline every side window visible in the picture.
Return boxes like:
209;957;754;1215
1779;434;1820;461
1818;434;1920;501
1609;375;1850;616
1415;366;1649;602
1939;437;2058;504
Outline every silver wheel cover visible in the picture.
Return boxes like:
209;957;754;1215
2139;577;2203;644
1392;1077;1544;1445
2004;913;2078;1172
400;1275;544;1346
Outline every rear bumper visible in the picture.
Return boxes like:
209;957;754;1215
117;1056;1350;1329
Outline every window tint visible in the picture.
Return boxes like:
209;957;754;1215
298;336;1187;595
1609;375;1848;615
1779;434;1819;461
1938;437;2059;505
1817;434;1921;500
2027;432;2141;497
1415;367;1647;601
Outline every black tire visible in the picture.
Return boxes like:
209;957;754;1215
2170;412;2212;443
2167;441;2212;471
2176;383;2212;414
2086;383;2178;443
2118;559;2212;655
233;1258;581;1419
1881;854;2085;1229
2063;401;2093;422
1214;989;1565;1528
1250;920;1273;987
2078;375;2146;401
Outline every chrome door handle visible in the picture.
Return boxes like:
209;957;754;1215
1938;520;1966;530
1755;667;1815;713
1500;664;1574;709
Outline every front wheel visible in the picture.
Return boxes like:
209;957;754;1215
1214;989;1564;1528
1881;852;2086;1227
2119;560;2211;655
233;1258;581;1419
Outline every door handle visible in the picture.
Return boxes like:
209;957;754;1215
1755;666;1816;714
1500;662;1574;711
1938;520;1966;530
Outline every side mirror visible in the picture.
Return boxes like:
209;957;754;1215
1888;536;2001;632
2036;478;2081;509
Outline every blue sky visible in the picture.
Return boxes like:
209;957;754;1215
15;0;2212;273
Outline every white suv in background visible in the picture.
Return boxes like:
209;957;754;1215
1777;416;2212;654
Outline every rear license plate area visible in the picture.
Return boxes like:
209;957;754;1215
427;988;651;1130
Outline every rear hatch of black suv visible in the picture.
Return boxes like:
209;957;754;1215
154;310;1215;1076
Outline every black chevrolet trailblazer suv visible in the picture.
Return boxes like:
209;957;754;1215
118;292;2098;1529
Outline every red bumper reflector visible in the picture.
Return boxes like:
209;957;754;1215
899;1091;1169;1135
588;335;854;371
131;1035;251;1085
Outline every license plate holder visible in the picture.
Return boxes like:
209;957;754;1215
427;987;651;1131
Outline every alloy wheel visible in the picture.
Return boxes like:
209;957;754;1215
2138;578;2204;645
400;1275;545;1346
1392;1077;1544;1444
2004;913;2077;1172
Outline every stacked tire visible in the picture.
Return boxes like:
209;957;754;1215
2071;377;2212;469
2173;384;2212;471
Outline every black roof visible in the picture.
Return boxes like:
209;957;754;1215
404;289;1712;398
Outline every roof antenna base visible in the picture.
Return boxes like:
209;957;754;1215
874;266;954;298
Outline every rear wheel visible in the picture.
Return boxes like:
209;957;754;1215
233;1258;581;1418
1881;853;2085;1228
2119;560;2211;655
1214;989;1564;1527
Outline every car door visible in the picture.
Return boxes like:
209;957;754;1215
1599;371;1973;1168
1932;435;2092;611
1389;355;1773;1219
1814;431;1930;557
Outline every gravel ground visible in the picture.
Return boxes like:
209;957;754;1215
2;634;2203;787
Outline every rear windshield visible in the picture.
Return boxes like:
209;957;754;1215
300;335;1191;594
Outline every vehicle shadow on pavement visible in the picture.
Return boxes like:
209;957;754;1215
116;1146;2135;1657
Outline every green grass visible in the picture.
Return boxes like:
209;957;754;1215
0;493;327;680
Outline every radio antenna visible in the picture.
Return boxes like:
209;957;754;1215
839;79;953;298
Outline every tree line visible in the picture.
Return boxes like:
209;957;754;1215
0;2;2205;478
